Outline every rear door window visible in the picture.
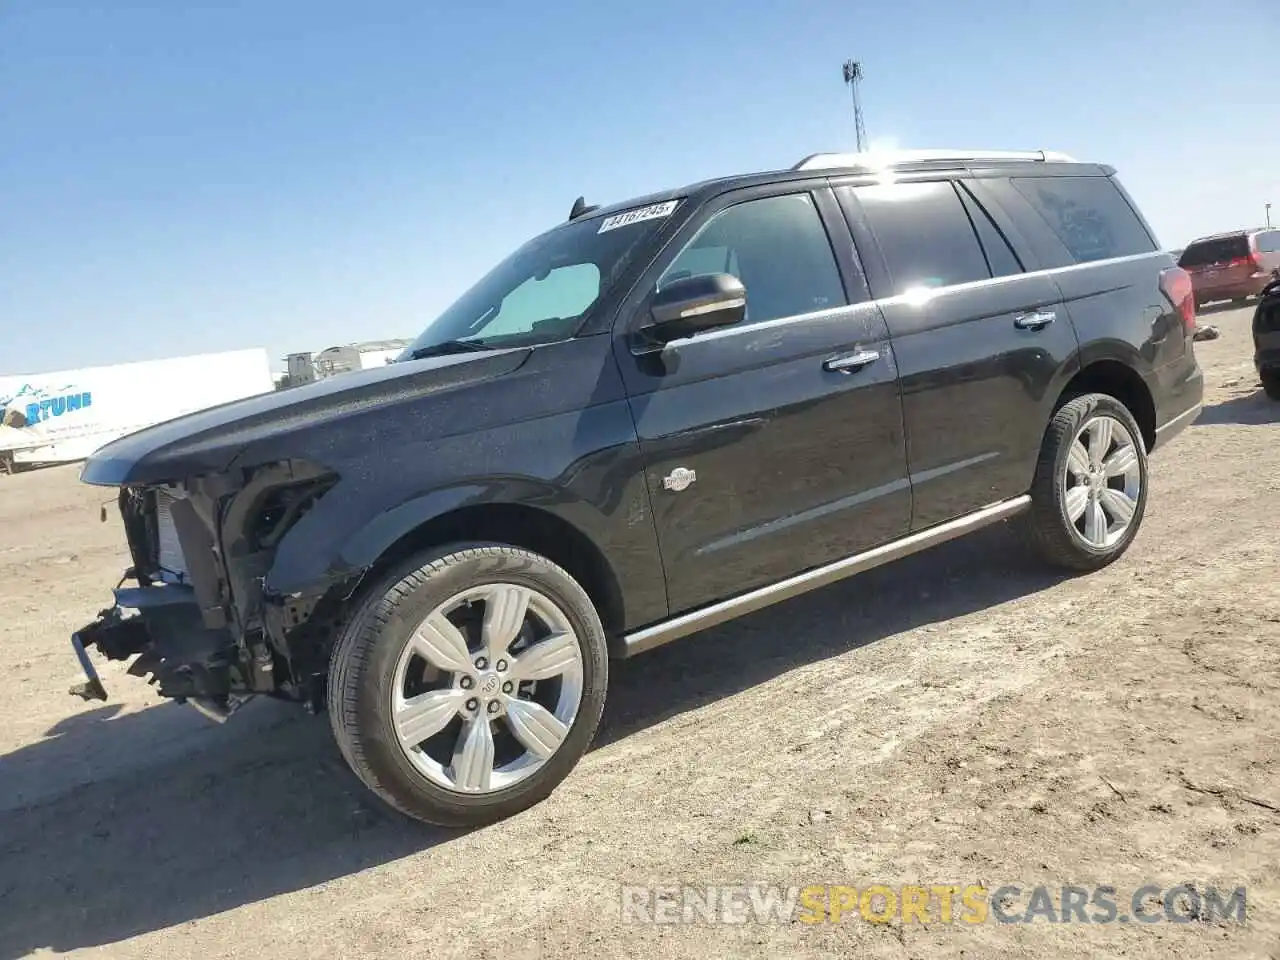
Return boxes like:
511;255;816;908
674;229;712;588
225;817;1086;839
851;181;991;294
1179;236;1251;266
1010;176;1156;264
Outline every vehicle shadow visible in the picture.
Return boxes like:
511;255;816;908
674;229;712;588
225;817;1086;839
597;523;1065;746
1195;300;1256;318
1195;388;1277;426
0;523;1067;958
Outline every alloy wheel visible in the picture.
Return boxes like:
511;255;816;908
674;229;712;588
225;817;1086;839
390;583;584;794
1061;414;1143;549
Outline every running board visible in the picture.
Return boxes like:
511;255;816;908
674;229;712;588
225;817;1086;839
620;495;1032;657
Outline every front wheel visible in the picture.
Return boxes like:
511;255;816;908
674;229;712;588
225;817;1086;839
1020;393;1149;572
327;544;609;827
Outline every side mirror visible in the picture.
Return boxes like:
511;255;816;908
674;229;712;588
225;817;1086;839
643;273;746;344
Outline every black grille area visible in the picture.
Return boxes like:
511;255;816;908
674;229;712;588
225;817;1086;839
119;487;158;584
154;490;189;583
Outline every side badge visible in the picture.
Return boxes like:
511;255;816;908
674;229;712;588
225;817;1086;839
663;467;697;493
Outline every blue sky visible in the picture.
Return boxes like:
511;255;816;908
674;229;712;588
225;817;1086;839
3;0;1276;375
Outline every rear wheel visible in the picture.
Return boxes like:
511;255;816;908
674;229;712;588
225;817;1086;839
327;544;609;827
1021;393;1148;571
1262;369;1280;401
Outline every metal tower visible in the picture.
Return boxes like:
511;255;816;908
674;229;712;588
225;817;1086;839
841;59;867;152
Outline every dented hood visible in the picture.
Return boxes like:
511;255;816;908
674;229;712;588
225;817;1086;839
81;348;531;487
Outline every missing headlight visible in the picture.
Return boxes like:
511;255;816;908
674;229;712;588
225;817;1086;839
248;475;338;550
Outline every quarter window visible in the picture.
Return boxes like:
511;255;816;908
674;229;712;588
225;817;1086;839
659;193;847;325
1010;176;1156;264
851;181;992;295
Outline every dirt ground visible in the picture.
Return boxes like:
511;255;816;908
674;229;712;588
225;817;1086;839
1;304;1277;959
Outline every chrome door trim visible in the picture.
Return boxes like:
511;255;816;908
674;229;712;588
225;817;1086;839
620;495;1031;656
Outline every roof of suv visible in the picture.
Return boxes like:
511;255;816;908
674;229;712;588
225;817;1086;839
1186;228;1268;244
573;148;1099;224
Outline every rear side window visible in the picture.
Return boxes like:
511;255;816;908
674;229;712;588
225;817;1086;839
1256;231;1280;254
1010;176;1156;264
1179;235;1250;266
852;181;991;294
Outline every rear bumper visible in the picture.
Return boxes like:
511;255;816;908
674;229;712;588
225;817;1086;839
1152;401;1202;451
1192;276;1272;302
1151;360;1204;453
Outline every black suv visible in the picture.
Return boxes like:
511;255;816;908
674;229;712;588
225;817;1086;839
1256;277;1280;400
72;149;1204;826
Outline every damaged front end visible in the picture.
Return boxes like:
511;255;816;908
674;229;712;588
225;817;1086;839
71;460;346;721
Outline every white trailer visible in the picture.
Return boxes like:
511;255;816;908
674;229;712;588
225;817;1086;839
0;348;275;472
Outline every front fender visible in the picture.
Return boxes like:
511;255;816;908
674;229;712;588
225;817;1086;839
262;443;669;633
262;475;591;597
257;337;668;631
264;469;668;633
334;482;504;575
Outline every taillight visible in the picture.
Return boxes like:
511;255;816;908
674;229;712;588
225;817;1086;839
1159;266;1196;334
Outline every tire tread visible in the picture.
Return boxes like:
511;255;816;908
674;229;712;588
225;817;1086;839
1021;392;1148;572
326;544;607;826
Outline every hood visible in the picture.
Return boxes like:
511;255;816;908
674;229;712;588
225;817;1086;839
81;347;531;487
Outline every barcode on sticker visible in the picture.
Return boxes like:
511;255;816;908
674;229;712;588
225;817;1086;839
598;200;679;233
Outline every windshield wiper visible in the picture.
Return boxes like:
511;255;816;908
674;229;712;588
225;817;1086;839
402;339;495;361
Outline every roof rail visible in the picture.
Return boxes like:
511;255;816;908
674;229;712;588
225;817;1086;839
792;148;1078;172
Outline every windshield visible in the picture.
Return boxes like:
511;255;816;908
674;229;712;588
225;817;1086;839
399;200;680;359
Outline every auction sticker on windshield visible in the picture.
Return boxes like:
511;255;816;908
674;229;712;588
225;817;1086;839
598;200;680;233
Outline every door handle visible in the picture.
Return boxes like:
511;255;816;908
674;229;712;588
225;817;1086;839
1014;310;1056;331
823;348;880;373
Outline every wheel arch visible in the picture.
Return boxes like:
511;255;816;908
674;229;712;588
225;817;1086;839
1053;354;1157;453
346;498;628;643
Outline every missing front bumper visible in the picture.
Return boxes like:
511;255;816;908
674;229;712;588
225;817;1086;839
69;582;240;703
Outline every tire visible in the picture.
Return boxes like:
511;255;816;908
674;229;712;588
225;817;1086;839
1262;369;1280;401
1020;393;1149;572
327;543;609;827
